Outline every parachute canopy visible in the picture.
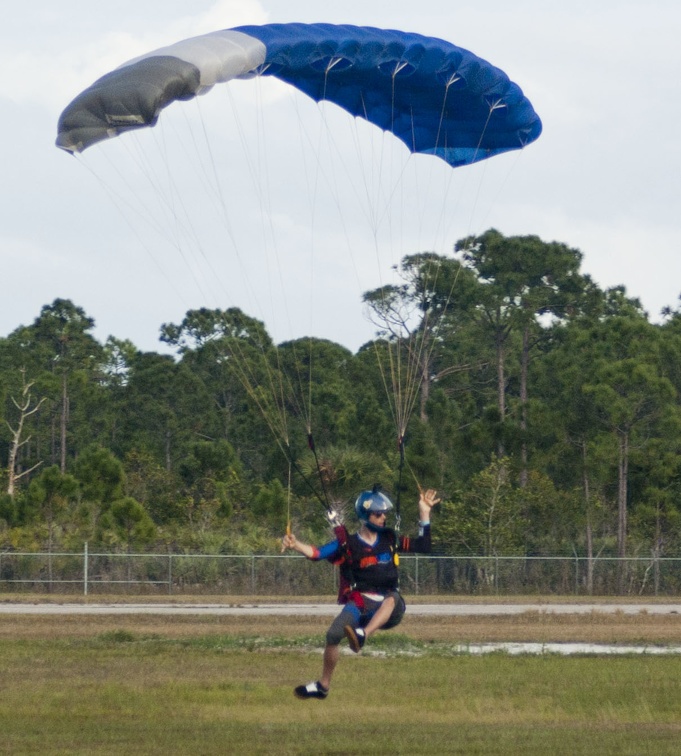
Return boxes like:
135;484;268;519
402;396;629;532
56;23;542;166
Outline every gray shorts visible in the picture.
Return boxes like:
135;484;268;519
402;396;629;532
326;590;405;646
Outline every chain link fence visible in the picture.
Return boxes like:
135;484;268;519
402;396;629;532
1;547;681;596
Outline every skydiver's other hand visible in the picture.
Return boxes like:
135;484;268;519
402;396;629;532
418;487;441;522
420;488;441;508
281;533;316;559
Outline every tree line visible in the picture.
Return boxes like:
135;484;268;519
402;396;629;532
2;229;681;588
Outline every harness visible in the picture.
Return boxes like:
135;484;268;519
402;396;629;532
329;524;399;606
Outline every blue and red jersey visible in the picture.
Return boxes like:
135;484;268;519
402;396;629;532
308;524;431;601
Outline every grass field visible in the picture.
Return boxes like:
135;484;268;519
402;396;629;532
1;597;681;754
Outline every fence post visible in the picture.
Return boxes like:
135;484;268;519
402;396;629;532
575;555;579;595
168;553;173;595
414;555;419;595
83;542;88;597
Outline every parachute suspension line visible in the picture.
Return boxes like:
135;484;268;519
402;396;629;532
154;106;247;308
256;78;353;457
99;99;259;322
359;105;404;462
271;432;332;514
258;88;316;442
221;71;414;510
411;98;512;392
241;77;296;330
78;87;300;475
136;112;230;306
223;84;281;301
460;148;525;242
396;85;455;423
222;329;317;461
98;131;214;303
219;76;347;512
286;67;439;478
368;233;453;477
227;348;290;444
99;94;252;316
278;436;330;512
356;91;390;242
393;66;433;444
213;80;311;449
284;75;402;518
373;86;505;454
262;77;329;451
186;96;262;302
76;156;192;309
374;65;404;445
372;75;453;466
300;65;341;440
307;432;331;511
372;64;421;457
411;98;513;391
222;326;323;510
280;56;337;477
395;432;431;533
220;340;326;510
215;331;287;446
468;104;496;177
224;81;282;316
285;460;292;539
375;78;470;490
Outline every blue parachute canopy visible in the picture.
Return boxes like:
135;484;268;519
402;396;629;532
56;23;542;166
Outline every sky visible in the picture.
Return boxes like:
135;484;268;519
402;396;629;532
3;0;681;355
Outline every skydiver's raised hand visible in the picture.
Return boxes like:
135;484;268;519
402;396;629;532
418;487;441;523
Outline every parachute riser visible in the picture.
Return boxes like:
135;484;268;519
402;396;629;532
307;432;332;513
394;434;405;534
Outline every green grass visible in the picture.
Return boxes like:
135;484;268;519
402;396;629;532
2;631;680;754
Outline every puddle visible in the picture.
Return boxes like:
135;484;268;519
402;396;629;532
453;642;681;655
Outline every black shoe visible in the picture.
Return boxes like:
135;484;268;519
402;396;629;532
344;625;366;653
294;681;329;699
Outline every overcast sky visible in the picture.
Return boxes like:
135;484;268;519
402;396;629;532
3;1;680;354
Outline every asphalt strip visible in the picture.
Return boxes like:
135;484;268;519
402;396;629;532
0;602;680;615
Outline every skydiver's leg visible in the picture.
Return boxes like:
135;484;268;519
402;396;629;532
320;603;361;688
320;643;339;690
345;592;406;652
363;594;395;639
295;603;360;698
377;591;407;630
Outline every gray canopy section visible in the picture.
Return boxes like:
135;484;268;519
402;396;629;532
56;31;266;153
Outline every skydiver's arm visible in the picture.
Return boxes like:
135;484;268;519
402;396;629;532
282;534;340;561
399;525;431;553
399;487;440;554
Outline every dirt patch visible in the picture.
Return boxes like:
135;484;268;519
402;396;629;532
2;608;681;645
402;612;681;644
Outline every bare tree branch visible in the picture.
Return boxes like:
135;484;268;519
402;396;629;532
6;369;46;496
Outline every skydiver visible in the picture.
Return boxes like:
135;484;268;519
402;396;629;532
282;485;440;699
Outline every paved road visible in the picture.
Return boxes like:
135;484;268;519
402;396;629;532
0;602;680;616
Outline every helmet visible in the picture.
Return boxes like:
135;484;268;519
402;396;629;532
355;487;394;532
